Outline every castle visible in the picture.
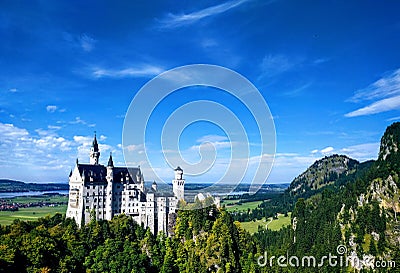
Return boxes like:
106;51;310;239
66;133;185;235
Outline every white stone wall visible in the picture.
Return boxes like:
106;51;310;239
67;165;181;235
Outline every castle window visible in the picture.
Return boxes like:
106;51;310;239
94;205;97;208
94;198;97;202
87;192;89;196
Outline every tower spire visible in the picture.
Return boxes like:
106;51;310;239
90;132;100;165
92;131;99;152
107;152;114;167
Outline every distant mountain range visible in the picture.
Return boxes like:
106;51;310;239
0;179;69;193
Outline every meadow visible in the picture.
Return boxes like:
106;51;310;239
0;195;68;226
238;213;292;234
0;205;67;226
224;200;263;212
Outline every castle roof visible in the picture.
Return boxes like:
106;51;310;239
78;164;107;182
77;164;142;184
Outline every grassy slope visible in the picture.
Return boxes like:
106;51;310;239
225;200;263;212
0;195;68;226
0;205;67;225
239;213;292;234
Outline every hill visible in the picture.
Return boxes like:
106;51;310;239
288;154;359;196
0;179;69;193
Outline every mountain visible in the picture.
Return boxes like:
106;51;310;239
288;154;359;196
378;122;400;161
253;123;400;272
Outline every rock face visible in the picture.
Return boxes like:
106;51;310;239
379;122;400;161
288;154;359;195
336;122;400;271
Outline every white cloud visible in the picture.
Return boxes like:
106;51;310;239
320;146;334;154
345;95;400;117
80;34;96;52
346;68;400;117
259;54;305;79
0;123;122;181
261;54;294;76
349;68;400;102
340;142;379;162
196;134;228;143
8;88;18;93
46;105;58;113
123;144;145;154
309;146;335;156
69;117;95;127
387;116;400;121
47;125;62;130
92;65;163;79
189;141;232;152
0;123;29;138
70;117;86;125
0;123;74;177
158;0;252;28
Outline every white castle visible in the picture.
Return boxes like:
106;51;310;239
66;133;185;235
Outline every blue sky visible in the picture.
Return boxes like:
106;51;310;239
1;0;400;183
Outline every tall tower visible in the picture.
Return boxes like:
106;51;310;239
172;166;185;200
90;132;100;165
105;153;114;220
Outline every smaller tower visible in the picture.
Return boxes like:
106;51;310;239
151;181;157;192
172;166;185;200
106;152;114;178
105;152;114;220
90;132;100;165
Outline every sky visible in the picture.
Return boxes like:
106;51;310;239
1;0;400;184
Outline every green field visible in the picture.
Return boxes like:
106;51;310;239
0;205;67;226
238;213;292;234
224;200;263;212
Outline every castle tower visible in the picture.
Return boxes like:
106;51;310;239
172;166;185;200
90;132;100;165
105;152;114;220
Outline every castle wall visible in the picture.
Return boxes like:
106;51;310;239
66;135;183;235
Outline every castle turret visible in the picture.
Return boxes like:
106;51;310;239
105;152;114;220
106;152;114;179
172;166;185;200
90;132;100;165
151;181;157;192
